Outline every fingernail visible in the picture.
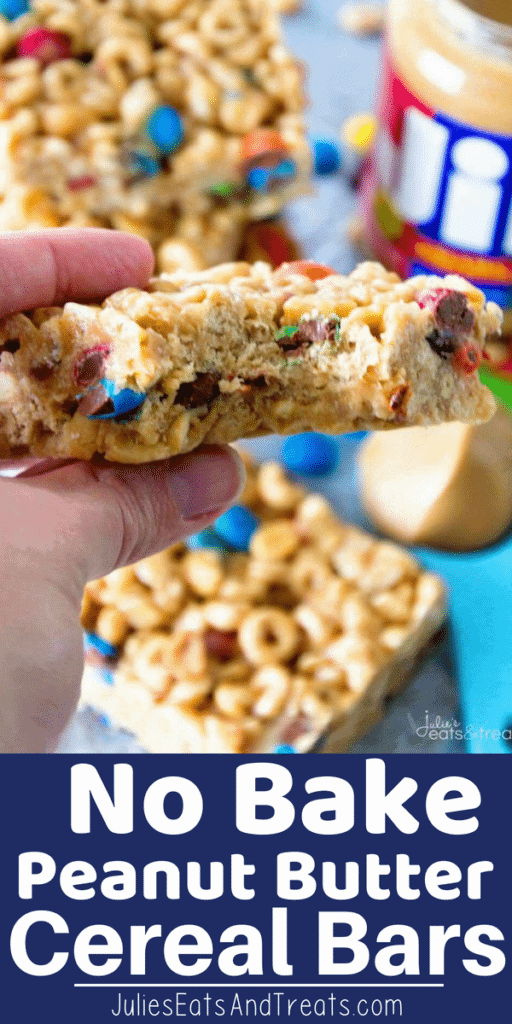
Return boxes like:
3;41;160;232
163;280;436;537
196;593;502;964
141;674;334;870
170;446;245;521
0;457;76;478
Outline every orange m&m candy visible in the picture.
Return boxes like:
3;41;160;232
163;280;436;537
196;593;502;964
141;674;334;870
278;260;337;280
240;128;288;166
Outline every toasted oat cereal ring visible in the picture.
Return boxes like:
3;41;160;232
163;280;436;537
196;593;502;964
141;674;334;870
238;607;299;665
251;665;291;719
256;460;304;510
289;551;333;595
249;519;299;561
213;682;252;720
199;0;251;50
240;128;288;166
182;549;224;598
279;260;337;280
94;606;130;647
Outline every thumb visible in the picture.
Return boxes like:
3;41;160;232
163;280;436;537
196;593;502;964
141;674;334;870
8;445;244;596
0;445;244;752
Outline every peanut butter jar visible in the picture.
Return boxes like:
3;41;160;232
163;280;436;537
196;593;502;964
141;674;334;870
361;0;512;331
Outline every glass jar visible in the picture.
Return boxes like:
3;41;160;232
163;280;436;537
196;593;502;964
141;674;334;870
361;0;512;332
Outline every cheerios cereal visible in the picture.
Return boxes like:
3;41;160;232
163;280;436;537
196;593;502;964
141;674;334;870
81;451;446;753
0;0;310;266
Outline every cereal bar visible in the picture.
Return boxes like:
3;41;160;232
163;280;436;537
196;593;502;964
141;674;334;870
81;452;446;753
0;260;499;462
0;0;310;265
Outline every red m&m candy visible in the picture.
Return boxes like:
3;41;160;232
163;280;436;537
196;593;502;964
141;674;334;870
67;175;97;192
16;28;71;66
241;220;300;267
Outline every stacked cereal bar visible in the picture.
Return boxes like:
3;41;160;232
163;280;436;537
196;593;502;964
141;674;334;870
0;0;310;270
81;452;446;753
0;260;499;461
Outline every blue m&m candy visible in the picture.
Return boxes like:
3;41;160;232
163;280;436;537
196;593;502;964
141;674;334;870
146;106;184;153
186;527;230;552
84;378;146;420
126;150;161;179
0;0;30;20
282;433;339;477
274;744;297;754
312;137;341;176
99;668;115;686
83;632;118;660
246;165;272;192
247;158;296;193
339;430;368;444
214;505;259;551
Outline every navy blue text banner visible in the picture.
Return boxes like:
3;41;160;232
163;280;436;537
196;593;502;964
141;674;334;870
2;754;510;1022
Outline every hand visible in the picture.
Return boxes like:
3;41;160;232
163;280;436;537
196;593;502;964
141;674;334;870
0;229;244;753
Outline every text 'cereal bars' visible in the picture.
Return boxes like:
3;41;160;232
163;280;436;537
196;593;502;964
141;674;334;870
81;452;447;753
0;260;499;462
0;0;310;269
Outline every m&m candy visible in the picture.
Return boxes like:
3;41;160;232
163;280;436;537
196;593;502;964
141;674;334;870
99;668;115;687
247;157;296;193
67;175;97;192
274;744;297;753
146;106;184;153
282;433;339;476
341;112;376;152
78;378;146;420
124;151;161;181
83;631;118;660
278;259;336;281
339;430;368;444
214;505;260;551
240;219;300;267
0;0;30;21
16;28;71;65
208;180;239;199
186;527;230;552
340;112;376;181
312;137;341;175
240;128;288;167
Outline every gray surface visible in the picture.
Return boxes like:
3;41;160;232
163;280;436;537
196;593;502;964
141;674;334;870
58;0;462;755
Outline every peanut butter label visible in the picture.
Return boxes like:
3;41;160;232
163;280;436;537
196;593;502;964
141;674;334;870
365;54;512;311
